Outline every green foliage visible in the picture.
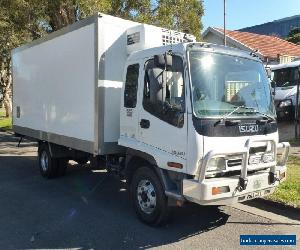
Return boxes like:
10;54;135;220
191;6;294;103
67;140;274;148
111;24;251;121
286;27;300;45
0;117;12;130
155;0;204;40
267;156;300;207
0;108;12;129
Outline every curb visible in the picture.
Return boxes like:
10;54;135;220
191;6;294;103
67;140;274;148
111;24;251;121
245;198;300;221
0;128;13;134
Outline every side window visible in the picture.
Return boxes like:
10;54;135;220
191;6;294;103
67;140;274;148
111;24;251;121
143;55;185;128
124;64;139;108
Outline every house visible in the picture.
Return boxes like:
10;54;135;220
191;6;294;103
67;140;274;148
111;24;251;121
202;27;300;64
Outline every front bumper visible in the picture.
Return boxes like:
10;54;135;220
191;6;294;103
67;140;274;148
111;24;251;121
182;140;290;205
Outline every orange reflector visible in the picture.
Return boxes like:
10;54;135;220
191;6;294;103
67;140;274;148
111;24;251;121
212;187;221;195
167;162;183;169
212;186;230;195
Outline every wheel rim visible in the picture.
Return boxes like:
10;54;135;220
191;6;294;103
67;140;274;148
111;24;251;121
137;179;156;214
40;151;49;172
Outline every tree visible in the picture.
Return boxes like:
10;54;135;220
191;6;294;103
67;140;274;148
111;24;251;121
154;0;204;40
287;27;300;45
0;0;44;117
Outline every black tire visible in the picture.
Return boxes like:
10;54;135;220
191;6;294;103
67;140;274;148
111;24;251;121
38;143;59;179
131;166;169;226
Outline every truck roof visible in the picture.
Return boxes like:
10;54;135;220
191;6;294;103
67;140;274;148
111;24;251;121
127;42;261;62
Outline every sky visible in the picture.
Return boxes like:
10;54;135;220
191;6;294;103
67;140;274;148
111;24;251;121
202;0;300;31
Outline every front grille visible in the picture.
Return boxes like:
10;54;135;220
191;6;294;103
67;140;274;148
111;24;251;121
227;158;242;167
249;146;267;154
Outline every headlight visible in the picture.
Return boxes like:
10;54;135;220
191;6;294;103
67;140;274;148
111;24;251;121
279;99;292;108
207;157;226;172
262;153;274;163
249;153;274;165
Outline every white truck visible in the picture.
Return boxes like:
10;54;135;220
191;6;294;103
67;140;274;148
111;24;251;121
270;60;300;120
12;13;290;225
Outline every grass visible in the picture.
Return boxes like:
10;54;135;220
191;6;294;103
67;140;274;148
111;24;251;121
266;156;300;208
289;138;300;147
0;108;12;130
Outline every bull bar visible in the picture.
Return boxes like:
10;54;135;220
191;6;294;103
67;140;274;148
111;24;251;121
182;139;290;205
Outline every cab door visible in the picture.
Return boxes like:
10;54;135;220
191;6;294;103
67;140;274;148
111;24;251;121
137;54;188;164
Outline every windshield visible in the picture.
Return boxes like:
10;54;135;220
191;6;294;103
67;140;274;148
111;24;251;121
272;67;299;87
188;51;276;118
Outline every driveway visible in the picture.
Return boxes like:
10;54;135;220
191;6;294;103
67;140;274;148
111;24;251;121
0;131;299;250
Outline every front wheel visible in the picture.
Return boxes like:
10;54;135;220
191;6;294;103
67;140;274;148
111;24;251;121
131;166;169;226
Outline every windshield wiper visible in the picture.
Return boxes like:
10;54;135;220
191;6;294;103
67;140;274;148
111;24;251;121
245;108;275;123
214;105;248;126
213;105;275;127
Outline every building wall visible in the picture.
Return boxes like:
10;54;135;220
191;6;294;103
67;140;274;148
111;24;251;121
204;32;226;46
239;15;300;38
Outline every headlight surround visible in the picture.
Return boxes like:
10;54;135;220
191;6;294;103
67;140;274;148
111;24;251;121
207;157;226;172
279;99;292;108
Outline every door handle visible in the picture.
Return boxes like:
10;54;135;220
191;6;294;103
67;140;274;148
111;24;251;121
140;119;150;129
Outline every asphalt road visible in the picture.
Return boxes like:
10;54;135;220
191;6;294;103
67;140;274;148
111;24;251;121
0;131;299;250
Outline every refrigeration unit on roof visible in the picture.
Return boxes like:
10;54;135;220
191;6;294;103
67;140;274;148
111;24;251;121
126;24;196;54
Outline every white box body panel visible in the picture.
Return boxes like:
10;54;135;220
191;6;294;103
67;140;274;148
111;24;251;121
13;23;96;142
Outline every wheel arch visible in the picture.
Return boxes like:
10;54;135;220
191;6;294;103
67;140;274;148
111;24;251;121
124;148;178;193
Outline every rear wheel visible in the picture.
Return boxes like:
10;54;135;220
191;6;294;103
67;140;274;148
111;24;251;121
38;143;58;178
131;166;169;226
38;143;68;178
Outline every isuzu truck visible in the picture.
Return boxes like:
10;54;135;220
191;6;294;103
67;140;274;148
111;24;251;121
12;13;290;225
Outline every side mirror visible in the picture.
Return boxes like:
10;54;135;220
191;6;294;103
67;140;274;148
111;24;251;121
265;67;272;79
154;54;172;69
271;81;276;96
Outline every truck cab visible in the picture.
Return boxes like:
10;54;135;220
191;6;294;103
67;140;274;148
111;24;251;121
119;42;289;224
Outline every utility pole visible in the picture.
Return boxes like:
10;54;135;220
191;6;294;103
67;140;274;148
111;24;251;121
224;0;227;46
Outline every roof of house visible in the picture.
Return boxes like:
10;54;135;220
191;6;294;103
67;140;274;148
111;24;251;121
203;27;300;59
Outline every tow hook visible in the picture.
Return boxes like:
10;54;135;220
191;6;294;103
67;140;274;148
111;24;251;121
269;172;280;184
238;177;248;191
